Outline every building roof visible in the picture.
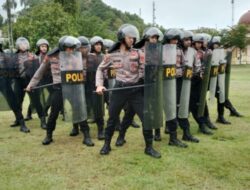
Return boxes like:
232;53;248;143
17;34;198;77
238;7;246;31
239;10;250;25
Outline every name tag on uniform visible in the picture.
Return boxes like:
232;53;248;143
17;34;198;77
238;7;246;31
210;66;219;77
108;67;116;79
219;64;226;74
163;65;176;80
183;66;193;80
61;70;85;84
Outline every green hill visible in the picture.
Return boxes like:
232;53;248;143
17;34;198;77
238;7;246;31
5;0;148;49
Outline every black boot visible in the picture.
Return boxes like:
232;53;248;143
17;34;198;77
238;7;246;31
164;121;169;134
182;128;199;143
100;139;111;155
114;119;121;131
216;116;231;125
199;123;213;135
115;132;126;146
206;118;217;130
40;117;47;130
97;125;105;140
154;128;162;141
69;124;79;136
144;137;161;158
169;131;188;148
24;115;33;121
82;127;94;146
20;119;30;133
42;133;53;145
225;99;243;117
144;130;161;158
131;120;140;128
230;110;243;117
24;105;33;121
10;120;20;127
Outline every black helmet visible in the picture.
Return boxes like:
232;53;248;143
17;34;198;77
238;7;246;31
58;36;68;51
163;29;182;43
143;27;163;41
117;24;140;43
211;36;221;44
90;36;104;46
77;36;90;47
192;34;204;43
59;36;80;51
201;33;212;43
15;37;30;51
103;39;114;49
36;39;49;48
181;30;194;40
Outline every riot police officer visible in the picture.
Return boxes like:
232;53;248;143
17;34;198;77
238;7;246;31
26;36;94;146
69;36;90;136
13;37;47;130
96;24;161;158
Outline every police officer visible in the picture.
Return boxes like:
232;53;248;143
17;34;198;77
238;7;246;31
0;42;29;132
96;24;161;158
116;26;163;146
26;36;94;146
69;36;90;136
162;29;189;148
200;33;218;130
178;30;199;143
25;39;51;121
13;37;47;130
85;36;105;140
210;37;231;124
190;34;213;135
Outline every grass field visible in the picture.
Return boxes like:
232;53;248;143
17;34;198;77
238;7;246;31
0;65;249;190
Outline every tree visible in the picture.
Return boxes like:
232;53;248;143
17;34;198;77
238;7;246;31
13;2;78;49
221;25;250;64
2;0;17;51
0;14;4;28
20;0;47;8
54;0;78;17
193;27;220;36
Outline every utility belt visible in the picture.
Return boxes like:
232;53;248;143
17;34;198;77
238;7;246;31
191;74;202;81
115;80;141;88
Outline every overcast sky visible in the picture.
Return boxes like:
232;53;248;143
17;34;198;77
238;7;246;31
103;0;250;30
0;0;249;30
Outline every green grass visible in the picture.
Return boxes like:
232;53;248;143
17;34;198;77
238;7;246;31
0;65;250;190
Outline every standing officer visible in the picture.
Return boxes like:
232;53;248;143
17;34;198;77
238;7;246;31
85;36;105;140
96;24;161;158
13;37;47;130
26;36;94;146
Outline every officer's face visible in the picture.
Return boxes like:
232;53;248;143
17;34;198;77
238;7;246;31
149;36;158;44
170;39;178;45
65;47;74;53
19;43;28;52
183;38;191;47
124;36;134;48
94;43;102;53
213;44;219;49
80;47;89;56
194;42;202;49
39;44;48;54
